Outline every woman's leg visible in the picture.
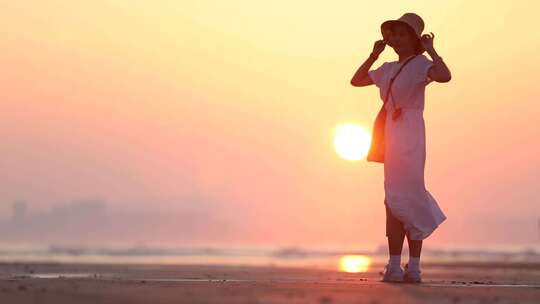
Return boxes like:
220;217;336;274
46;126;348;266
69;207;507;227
406;234;423;277
406;235;423;258
385;199;406;255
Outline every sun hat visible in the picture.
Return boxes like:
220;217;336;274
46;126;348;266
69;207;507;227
381;12;424;42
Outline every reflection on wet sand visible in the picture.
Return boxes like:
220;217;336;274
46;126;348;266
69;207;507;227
339;255;372;273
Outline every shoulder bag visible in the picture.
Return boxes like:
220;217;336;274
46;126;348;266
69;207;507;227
367;54;418;163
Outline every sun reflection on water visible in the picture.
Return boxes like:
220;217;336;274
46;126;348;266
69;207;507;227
338;255;371;273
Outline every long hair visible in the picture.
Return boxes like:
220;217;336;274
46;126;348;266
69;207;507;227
405;26;424;55
414;39;424;55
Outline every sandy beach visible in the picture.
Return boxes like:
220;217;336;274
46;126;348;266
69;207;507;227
1;262;539;303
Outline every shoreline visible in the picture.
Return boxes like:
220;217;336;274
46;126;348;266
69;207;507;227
1;261;540;303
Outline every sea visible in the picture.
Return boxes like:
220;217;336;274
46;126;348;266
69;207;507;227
1;243;539;272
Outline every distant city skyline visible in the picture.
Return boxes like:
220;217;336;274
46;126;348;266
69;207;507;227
0;198;231;246
0;197;537;248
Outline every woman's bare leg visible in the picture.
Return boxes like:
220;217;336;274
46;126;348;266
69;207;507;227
388;228;406;255
406;236;422;258
385;200;406;255
406;235;423;278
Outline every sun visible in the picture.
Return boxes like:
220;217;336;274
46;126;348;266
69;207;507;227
333;123;371;161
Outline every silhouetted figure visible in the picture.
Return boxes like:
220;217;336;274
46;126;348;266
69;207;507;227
351;12;452;283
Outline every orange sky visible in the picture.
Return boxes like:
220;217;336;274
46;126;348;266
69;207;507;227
1;1;539;248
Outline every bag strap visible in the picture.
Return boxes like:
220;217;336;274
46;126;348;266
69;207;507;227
384;54;418;108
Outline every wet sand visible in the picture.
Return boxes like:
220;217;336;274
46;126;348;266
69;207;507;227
1;262;540;303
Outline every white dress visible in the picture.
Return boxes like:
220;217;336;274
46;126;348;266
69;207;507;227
368;54;447;240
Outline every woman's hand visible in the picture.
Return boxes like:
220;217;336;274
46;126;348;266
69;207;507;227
372;39;386;57
420;32;435;53
421;32;452;82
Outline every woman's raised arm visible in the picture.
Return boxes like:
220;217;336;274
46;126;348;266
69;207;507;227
421;33;452;83
350;40;386;87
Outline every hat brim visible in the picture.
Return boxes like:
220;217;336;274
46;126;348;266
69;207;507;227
381;20;421;41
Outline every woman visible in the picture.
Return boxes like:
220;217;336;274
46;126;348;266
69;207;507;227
350;13;452;283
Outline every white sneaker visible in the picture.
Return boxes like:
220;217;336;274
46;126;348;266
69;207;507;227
403;263;422;283
381;264;404;282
